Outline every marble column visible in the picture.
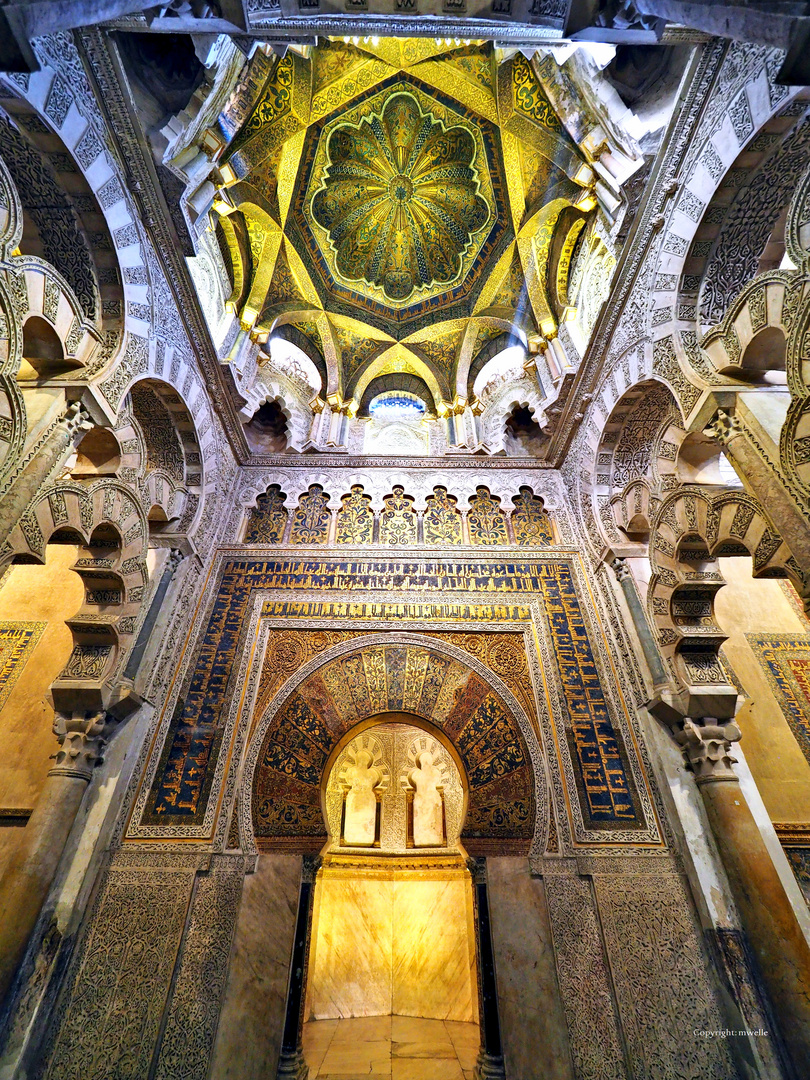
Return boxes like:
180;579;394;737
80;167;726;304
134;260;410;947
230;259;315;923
277;856;321;1080
658;710;810;1075
123;549;184;682
469;859;506;1080
0;710;110;1009
707;409;810;588
610;557;669;691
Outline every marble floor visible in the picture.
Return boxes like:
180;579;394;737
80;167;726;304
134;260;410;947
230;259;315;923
302;1015;480;1079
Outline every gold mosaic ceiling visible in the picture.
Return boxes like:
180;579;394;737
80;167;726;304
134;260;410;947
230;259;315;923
212;39;596;411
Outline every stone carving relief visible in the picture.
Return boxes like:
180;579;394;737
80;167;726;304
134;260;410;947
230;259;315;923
325;721;463;855
340;738;387;846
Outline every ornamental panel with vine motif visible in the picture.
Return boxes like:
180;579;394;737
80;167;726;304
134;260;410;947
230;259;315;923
244;486;288;544
511;488;554;546
423;486;462;545
467;487;508;545
335;485;374;544
289;485;330;545
379;486;417;546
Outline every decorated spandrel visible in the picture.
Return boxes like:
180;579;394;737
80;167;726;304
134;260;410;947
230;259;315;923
244;485;288;544
467;486;508;545
423;486;462;545
511;486;554;546
379;486;417;546
290;484;331;545
336;484;374;544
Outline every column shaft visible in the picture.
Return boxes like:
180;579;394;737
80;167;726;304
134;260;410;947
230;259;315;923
0;773;87;1008
277;858;318;1080
700;777;810;1074
471;860;505;1080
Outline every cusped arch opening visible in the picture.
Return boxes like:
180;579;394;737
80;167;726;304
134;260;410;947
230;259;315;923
622;513;650;543
737;326;788;384
71;426;121;478
504;402;547;457
321;713;467;854
19;316;79;380
245;398;289;453
677;432;742;486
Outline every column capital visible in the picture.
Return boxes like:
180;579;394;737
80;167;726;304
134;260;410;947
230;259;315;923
610;555;632;582
167;548;185;574
301;854;322;883
63;400;94;439
676;718;742;784
705;408;743;446
49;709;113;782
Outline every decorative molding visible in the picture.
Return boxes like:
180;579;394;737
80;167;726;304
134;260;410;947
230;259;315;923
75;29;250;463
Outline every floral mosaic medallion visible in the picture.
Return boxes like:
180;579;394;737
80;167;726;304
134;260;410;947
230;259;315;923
311;92;490;302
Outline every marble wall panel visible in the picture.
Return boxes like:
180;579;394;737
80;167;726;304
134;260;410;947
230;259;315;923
307;865;476;1023
391;874;477;1023
486;857;576;1080
308;868;394;1019
208;854;301;1080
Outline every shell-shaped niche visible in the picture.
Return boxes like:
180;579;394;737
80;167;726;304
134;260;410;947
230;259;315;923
325;721;464;854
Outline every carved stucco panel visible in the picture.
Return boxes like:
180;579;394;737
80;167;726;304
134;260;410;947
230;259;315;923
594;873;737;1079
543;871;625;1080
41;858;196;1080
154;860;245;1080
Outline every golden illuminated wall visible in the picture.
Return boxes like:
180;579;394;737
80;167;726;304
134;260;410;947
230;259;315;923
714;558;810;823
0;544;84;878
306;862;477;1024
307;719;478;1024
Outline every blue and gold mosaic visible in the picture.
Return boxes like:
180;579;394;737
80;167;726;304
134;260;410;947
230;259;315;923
142;557;644;838
0;621;46;710
252;642;534;853
748;635;810;766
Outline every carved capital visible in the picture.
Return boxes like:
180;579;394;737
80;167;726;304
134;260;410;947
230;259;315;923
301;854;322;883
50;710;113;782
167;548;185;574
705;409;743;446
63;401;93;440
610;556;632;583
676;718;741;784
466;856;487;885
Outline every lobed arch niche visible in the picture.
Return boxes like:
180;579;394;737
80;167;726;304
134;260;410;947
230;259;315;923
242;635;544;857
239;632;546;1033
322;714;467;855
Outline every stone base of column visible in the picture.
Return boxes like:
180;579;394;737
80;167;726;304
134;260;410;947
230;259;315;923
474;1049;506;1079
276;1046;309;1079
